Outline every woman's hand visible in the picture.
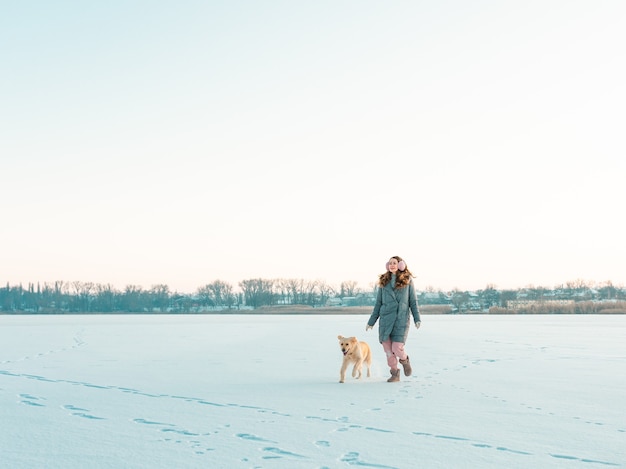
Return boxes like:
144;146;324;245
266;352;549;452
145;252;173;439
366;324;373;331
415;321;421;330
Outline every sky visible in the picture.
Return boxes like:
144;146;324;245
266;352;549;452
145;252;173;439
2;1;625;294
2;314;625;467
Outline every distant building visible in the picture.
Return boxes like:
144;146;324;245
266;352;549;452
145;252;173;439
326;298;342;307
419;292;452;305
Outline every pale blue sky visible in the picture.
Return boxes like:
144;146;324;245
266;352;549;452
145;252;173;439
2;1;625;293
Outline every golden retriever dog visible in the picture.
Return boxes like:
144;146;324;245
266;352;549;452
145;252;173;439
337;335;372;383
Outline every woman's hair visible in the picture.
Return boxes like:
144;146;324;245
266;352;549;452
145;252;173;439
378;256;414;288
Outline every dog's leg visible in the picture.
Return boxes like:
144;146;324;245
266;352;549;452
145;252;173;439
340;361;348;383
353;358;363;379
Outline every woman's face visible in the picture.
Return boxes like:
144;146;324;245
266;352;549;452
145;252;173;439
388;258;400;273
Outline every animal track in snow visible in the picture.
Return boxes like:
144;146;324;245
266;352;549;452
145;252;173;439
236;433;276;443
340;451;399;469
261;446;307;460
412;431;620;466
19;393;45;407
63;404;105;420
2;330;86;365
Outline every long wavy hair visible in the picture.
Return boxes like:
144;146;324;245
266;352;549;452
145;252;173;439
378;256;414;289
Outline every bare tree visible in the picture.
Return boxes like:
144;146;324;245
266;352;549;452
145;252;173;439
340;281;359;298
482;284;500;308
207;280;234;309
150;284;170;312
273;279;290;305
239;278;274;308
598;280;617;300
70;281;94;312
566;279;591;292
499;290;518;309
451;289;469;312
94;283;117;312
282;278;302;304
316;280;335;307
122;285;144;312
303;280;318;306
196;285;215;308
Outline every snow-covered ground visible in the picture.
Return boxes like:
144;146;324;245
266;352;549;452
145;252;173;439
1;314;624;468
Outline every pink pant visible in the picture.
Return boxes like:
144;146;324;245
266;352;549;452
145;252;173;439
381;339;407;370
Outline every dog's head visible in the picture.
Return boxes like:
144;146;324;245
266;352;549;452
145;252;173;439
337;335;358;356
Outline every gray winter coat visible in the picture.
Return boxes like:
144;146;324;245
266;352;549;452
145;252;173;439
367;278;420;343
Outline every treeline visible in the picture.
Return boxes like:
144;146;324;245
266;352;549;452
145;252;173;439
1;278;625;314
428;280;626;314
488;301;626;315
0;278;362;313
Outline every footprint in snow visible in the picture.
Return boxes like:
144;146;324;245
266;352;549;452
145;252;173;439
340;451;399;469
63;404;105;420
19;394;45;407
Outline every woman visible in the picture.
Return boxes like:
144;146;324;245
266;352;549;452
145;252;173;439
366;256;421;382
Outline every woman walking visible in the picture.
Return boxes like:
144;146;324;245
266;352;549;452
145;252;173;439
366;256;421;382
